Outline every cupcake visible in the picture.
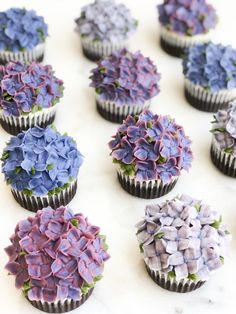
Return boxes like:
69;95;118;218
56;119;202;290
183;43;236;112
90;49;160;123
108;110;193;199
75;0;138;61
0;8;48;64
210;102;236;177
4;206;110;313
157;0;217;57
0;61;64;135
1;126;83;211
136;194;230;293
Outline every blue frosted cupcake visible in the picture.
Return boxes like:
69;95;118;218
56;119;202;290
0;8;48;64
75;0;138;61
1;126;83;211
183;43;236;112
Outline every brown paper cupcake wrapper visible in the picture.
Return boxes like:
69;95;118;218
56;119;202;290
159;26;211;58
96;96;151;123
27;288;93;313
184;79;236;112
145;264;205;293
0;43;45;64
81;36;127;61
11;180;77;212
117;170;178;199
0;106;56;135
210;140;236;177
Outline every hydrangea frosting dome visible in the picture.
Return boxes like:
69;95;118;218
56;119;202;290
1;126;83;196
211;102;236;157
183;43;236;92
5;206;110;302
0;61;64;117
0;8;48;52
90;49;161;106
108;110;193;183
158;0;217;36
75;0;137;43
136;194;230;281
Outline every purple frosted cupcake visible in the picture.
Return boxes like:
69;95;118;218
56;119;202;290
1;126;83;211
183;43;236;112
136;194;230;292
211;102;236;177
108;109;193;199
75;0;138;61
0;8;48;64
157;0;217;57
90;49;161;123
0;61;64;135
4;206;110;313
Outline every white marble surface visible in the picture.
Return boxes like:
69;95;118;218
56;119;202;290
0;0;236;313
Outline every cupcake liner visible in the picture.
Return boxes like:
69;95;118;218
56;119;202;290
184;79;236;112
27;288;93;313
0;106;56;135
81;36;128;61
117;170;178;199
145;264;205;293
160;26;211;58
0;43;45;64
11;180;77;212
96;95;151;123
210;138;236;177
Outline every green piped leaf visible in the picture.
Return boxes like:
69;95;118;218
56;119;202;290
31;167;36;175
194;203;201;212
220;256;224;264
19;251;27;257
71;218;79;228
167;271;176;280
224;147;233;154
1;151;9;161
154;232;164;240
210;128;225;133
139;244;144;253
210;216;222;230
15;167;22;174
187;273;198;281
23;189;33;197
157;156;166;164
47;163;54;171
22;281;31;296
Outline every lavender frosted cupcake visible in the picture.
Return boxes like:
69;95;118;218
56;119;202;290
0;61;64;135
4;206;110;313
136;194;230;292
108;110;193;199
1;126;83;211
75;0;138;61
183;43;236;112
90;49;160;123
211;102;236;177
0;8;48;64
157;0;217;57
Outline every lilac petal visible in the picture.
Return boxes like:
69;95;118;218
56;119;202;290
68;287;81;300
15;271;28;288
148;256;161;270
166;241;177;254
57;286;68;300
169;252;184;266
28;287;42;301
143;244;156;257
5;261;20;275
42;289;57;302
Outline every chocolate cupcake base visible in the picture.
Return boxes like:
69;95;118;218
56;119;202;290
11;180;77;212
27;288;93;313
81;37;127;62
145;264;205;293
0;43;45;64
117;171;178;199
210;141;236;177
160;37;186;58
96;97;150;124
184;79;236;112
0;107;56;135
